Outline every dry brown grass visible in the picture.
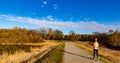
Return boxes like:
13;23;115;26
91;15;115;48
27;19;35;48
73;41;120;63
0;41;59;63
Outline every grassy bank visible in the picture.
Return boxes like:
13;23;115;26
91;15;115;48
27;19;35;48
73;41;120;63
35;42;65;63
0;41;59;63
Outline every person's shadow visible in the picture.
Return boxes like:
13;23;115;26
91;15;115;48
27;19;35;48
62;50;93;60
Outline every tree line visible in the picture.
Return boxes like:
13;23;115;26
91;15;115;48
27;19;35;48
0;27;64;43
64;30;120;49
0;27;120;49
37;28;120;48
0;27;43;43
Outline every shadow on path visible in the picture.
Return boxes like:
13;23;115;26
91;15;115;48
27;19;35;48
63;50;92;60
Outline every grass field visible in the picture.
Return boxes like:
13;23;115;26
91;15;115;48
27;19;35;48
0;41;59;63
35;42;65;63
73;41;120;63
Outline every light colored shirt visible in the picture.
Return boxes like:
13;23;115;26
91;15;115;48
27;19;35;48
94;41;99;49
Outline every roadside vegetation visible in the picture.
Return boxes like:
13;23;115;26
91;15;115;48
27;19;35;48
73;41;120;63
35;42;65;63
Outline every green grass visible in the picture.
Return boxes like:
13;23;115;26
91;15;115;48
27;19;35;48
35;42;65;63
99;56;113;63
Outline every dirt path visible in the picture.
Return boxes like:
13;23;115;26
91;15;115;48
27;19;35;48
63;42;104;63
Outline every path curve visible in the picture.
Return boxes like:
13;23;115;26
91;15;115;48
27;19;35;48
63;42;104;63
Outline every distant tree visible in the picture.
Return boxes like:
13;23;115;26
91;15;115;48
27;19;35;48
109;30;120;46
64;35;70;40
39;28;47;39
75;34;81;41
108;29;114;34
69;31;75;41
46;28;53;40
93;32;100;35
53;30;64;40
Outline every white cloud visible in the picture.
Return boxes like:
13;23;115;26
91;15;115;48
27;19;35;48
46;15;54;21
0;14;118;32
53;4;58;10
41;1;47;8
42;1;47;5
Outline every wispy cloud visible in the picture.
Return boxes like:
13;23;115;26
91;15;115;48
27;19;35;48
53;4;58;10
42;1;47;4
0;14;118;32
41;0;47;8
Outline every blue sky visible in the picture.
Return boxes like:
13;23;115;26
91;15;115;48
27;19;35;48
0;0;120;34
